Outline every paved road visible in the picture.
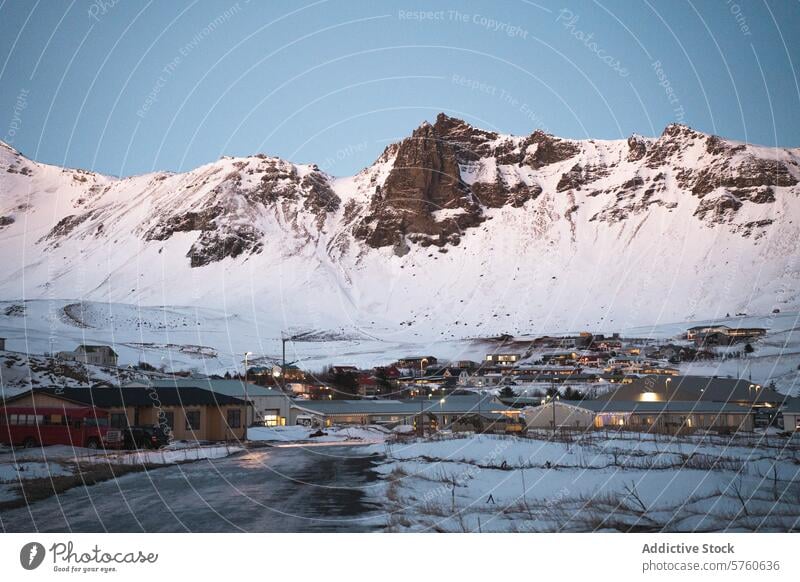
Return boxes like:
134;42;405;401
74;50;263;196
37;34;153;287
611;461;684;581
0;446;385;532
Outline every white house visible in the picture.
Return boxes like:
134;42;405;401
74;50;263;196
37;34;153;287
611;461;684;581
522;400;596;430
57;344;118;367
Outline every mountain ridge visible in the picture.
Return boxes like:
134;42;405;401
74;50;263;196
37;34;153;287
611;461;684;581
1;114;799;335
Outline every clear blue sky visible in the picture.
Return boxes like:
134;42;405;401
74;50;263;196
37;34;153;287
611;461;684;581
1;0;798;177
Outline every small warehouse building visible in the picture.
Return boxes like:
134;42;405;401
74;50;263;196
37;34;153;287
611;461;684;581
3;386;249;442
290;395;519;430
594;375;784;406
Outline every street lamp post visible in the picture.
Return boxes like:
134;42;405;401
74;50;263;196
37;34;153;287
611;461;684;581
242;351;252;441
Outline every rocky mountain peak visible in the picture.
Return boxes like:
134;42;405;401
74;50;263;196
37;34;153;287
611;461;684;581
353;115;482;251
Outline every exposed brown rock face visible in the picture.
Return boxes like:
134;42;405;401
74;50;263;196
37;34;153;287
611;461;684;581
694;192;743;222
351;114;799;250
145;160;340;266
471;178;542;208
188;225;262;267
145;206;224;241
519;131;581;169
354;118;483;249
645;123;705;168
431;112;499;162
353;114;585;249
683;157;797;197
627;135;647;161
556;164;584;192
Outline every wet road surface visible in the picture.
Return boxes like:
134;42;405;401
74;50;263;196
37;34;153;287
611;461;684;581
0;445;385;532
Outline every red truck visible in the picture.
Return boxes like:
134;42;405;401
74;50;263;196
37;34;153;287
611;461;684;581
0;406;123;449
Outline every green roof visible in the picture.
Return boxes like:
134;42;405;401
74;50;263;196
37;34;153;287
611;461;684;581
292;395;514;416
132;378;284;398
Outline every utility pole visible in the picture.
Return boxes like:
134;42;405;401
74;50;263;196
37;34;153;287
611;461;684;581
551;394;559;436
242;352;252;441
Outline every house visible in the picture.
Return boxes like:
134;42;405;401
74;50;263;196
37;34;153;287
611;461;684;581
524;399;755;433
781;399;800;432
522;400;596;430
374;365;402;379
287;381;331;399
330;365;359;375
646;344;690;362
278;364;306;382
592;339;623;352
687;324;768;345
451;360;480;370
3;386;249;441
459;372;505;387
594;375;785;406
515;364;582;377
725;327;768;340
394;356;438;369
485;353;521;367
357;373;380;397
686;325;730;340
124;378;291;427
289;394;519;429
540;351;579;365
576;352;606;366
57;344;118;367
532;335;580;349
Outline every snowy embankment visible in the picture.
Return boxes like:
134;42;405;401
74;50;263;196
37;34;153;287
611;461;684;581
78;443;244;465
0;442;243;504
366;432;800;532
248;425;391;445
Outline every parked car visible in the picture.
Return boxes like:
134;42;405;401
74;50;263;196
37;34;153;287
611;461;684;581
122;426;170;450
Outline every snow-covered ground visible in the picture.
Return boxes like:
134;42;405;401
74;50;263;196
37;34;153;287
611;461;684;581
0;442;244;505
366;431;800;532
249;425;390;445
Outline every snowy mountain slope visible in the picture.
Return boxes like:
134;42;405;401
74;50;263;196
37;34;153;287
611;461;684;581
1;116;799;340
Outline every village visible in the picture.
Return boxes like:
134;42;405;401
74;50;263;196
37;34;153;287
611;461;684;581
0;320;794;444
2;319;800;533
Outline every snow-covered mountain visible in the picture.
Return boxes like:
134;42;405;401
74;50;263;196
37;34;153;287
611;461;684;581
1;114;799;338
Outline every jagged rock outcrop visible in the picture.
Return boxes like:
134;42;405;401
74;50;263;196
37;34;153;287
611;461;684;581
354;118;483;249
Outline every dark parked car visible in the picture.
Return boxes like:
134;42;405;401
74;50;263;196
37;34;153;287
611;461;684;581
122;426;170;450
